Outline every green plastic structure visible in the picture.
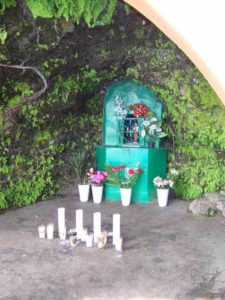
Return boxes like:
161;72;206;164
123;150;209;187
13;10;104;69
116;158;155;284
96;80;167;202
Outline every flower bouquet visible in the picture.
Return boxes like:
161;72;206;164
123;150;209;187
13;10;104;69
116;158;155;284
153;176;174;189
87;168;108;186
142;117;167;148
87;169;108;204
106;164;142;206
128;103;149;117
107;164;142;188
153;176;174;207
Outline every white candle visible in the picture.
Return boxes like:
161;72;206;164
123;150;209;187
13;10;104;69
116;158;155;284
113;214;120;245
59;227;66;240
115;237;123;252
81;228;88;242
46;223;54;240
86;234;94;248
93;212;101;243
38;225;46;239
76;209;83;239
58;207;65;234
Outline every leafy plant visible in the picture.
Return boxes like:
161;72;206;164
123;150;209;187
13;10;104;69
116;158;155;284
0;27;7;44
66;150;92;184
25;0;118;26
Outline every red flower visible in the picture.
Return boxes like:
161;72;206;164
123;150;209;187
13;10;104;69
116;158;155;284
137;168;142;174
111;167;118;172
128;169;135;176
118;165;125;170
130;103;149;117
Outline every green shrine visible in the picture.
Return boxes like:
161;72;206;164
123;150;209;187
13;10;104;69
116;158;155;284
96;80;168;202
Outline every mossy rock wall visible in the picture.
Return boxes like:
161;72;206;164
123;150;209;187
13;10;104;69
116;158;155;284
0;1;225;209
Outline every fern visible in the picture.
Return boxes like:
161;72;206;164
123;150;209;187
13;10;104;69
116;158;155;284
24;0;117;26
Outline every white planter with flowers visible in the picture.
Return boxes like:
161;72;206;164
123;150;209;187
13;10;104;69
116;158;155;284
153;176;174;208
91;185;103;204
78;184;90;202
157;188;169;207
87;168;108;204
106;164;143;207
120;187;132;206
66;150;91;203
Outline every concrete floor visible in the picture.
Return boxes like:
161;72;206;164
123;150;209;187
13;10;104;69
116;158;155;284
1;185;225;300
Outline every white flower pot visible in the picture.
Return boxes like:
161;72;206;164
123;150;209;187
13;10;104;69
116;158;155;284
120;188;132;206
92;185;103;204
157;188;169;207
78;184;90;202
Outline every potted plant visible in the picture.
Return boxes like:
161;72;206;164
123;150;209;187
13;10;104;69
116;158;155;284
107;164;142;206
66;150;91;202
153;176;174;207
87;169;108;204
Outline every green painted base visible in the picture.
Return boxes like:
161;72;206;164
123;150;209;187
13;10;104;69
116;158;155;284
96;146;167;203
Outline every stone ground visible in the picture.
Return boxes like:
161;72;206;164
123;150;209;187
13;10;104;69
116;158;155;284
1;184;225;300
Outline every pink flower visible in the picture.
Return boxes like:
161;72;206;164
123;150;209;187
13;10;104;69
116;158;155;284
88;170;108;185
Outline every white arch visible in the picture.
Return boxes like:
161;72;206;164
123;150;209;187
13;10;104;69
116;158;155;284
124;0;225;106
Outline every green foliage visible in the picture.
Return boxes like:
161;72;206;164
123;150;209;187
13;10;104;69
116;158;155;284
152;70;225;200
26;0;118;26
65;150;92;184
0;0;16;14
0;64;102;209
0;26;7;44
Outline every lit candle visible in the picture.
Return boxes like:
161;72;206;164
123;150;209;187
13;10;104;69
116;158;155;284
115;237;123;252
81;228;88;242
93;212;101;243
113;214;120;245
59;227;66;240
76;209;83;240
86;234;94;248
58;207;65;235
38;225;46;239
46;223;54;240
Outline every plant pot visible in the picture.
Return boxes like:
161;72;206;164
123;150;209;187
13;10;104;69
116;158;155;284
92;185;103;204
78;184;90;202
120;188;132;206
157;188;169;207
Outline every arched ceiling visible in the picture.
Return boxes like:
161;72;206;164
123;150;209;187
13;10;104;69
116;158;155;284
124;0;225;106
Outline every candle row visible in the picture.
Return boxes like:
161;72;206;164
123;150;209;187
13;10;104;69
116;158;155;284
38;208;123;251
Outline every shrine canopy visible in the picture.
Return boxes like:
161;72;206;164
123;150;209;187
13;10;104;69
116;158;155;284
124;0;225;106
103;80;163;146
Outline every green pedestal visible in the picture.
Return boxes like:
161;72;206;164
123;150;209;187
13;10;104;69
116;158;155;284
96;145;167;203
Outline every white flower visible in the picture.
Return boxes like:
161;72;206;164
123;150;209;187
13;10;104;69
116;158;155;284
150;117;157;123
168;180;174;188
153;176;162;187
156;127;162;133
141;129;146;137
143;120;150;127
150;124;157;130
